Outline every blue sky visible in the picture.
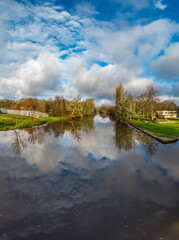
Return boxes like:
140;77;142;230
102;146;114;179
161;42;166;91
0;0;179;105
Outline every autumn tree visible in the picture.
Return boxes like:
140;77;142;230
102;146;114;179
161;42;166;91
65;97;84;118
115;83;135;120
83;98;95;116
143;85;159;119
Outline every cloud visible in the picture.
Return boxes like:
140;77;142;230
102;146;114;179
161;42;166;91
57;18;177;100
0;52;62;97
0;20;4;49
17;52;62;96
113;0;150;10
59;57;154;102
75;2;98;16
159;95;179;105
85;19;178;66
153;145;179;181
0;77;17;98
1;120;179;239
35;7;70;22
151;42;179;80
0;0;179;103
154;0;167;10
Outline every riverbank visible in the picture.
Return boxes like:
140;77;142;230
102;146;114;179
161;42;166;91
0;114;68;131
130;120;179;143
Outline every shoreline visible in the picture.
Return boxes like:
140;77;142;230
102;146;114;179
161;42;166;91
127;121;179;144
0;114;69;131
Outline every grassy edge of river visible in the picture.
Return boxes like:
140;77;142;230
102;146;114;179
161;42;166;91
0;114;69;131
130;119;179;143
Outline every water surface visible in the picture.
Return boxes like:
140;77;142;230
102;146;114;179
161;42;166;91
0;116;179;240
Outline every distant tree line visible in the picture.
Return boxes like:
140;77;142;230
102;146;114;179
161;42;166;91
0;96;96;118
99;83;178;120
0;83;178;121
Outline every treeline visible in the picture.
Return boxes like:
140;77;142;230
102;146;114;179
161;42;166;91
99;83;178;120
0;96;96;118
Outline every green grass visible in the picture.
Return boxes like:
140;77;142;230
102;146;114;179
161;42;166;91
166;118;179;122
0;114;68;131
131;120;179;138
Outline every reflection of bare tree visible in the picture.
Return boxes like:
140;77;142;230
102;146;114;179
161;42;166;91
11;117;95;155
44;117;95;142
68;120;82;141
113;121;159;156
11;130;27;156
67;117;95;141
44;121;66;138
114;121;136;152
26;127;46;145
11;127;46;156
135;130;159;156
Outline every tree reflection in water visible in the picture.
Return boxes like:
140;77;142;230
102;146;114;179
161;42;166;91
26;127;46;145
114;120;159;155
11;130;27;156
113;121;136;152
10;116;159;157
10;117;95;156
135;130;159;156
43;116;95;141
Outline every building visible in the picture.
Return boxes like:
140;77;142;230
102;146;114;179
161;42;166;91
155;110;177;119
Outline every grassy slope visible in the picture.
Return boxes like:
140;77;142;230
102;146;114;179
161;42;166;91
0;114;68;131
131;120;179;138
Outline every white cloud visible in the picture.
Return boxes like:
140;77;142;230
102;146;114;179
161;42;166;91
35;7;70;22
153;145;179;181
154;0;167;10
75;2;98;16
113;0;150;10
0;20;4;49
125;77;154;94
59;57;154;100
159;95;179;105
85;19;178;66
0;77;17;98
0;52;62;97
57;18;177;100
151;42;179;80
0;0;179;103
95;99;114;107
17;52;62;96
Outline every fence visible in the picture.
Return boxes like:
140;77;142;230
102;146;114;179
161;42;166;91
0;109;49;118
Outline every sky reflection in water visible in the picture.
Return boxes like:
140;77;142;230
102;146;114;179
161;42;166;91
0;116;179;240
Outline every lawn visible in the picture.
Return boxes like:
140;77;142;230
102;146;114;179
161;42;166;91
0;114;68;131
131;120;179;138
166;118;179;122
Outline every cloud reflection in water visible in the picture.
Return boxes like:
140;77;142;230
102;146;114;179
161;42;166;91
0;116;179;239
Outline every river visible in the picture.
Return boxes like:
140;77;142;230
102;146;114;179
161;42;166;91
0;116;179;240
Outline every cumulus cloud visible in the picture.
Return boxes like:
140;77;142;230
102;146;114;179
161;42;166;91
57;18;177;100
153;145;179;181
85;19;178;66
0;77;17;98
154;0;167;10
159;95;179;105
72;63;123;99
35;7;70;22
75;2;98;16
0;52;62;97
0;0;179;103
59;57;154;101
151;42;179;80
17;52;62;96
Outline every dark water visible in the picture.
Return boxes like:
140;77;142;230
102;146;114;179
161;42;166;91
0;116;179;240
